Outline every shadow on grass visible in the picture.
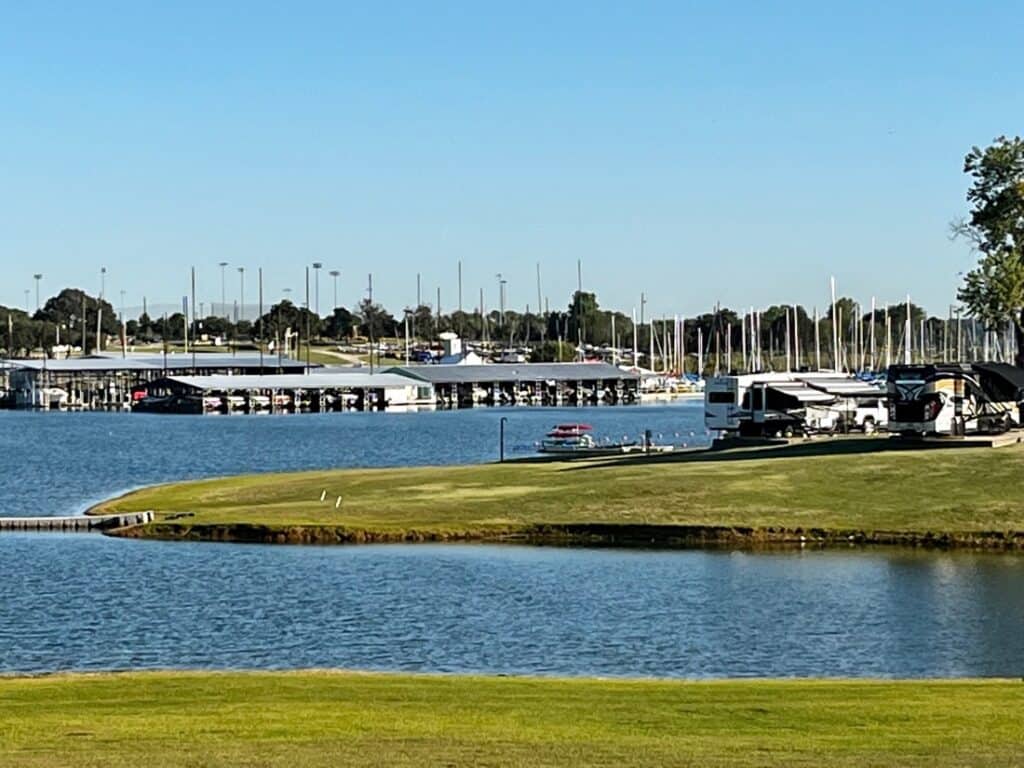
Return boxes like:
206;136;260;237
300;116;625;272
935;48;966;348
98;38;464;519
550;437;984;473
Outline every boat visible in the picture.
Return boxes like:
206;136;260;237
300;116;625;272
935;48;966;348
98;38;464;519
538;424;636;455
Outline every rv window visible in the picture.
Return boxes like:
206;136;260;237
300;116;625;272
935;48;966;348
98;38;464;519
708;392;735;404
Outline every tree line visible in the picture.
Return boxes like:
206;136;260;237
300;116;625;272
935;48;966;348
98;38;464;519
5;135;1024;365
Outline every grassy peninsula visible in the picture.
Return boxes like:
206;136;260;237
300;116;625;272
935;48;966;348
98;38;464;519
1;671;1021;767
93;440;1024;547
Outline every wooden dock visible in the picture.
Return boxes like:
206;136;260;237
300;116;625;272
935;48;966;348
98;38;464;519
0;511;153;532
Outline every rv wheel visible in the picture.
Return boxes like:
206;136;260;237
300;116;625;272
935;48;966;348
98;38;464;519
863;417;876;435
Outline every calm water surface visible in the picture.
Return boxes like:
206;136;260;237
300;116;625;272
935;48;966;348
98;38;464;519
1;538;1022;677
0;403;707;517
1;403;1022;678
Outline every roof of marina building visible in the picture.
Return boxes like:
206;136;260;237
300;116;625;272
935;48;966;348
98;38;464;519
154;372;426;392
2;352;316;374
387;362;639;384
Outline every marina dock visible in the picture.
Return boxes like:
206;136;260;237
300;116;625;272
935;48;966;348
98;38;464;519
0;511;154;532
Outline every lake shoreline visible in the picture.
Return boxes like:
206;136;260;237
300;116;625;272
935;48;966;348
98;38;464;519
90;441;1024;552
104;517;1024;550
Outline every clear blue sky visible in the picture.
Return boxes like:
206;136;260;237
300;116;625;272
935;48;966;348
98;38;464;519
2;1;1020;318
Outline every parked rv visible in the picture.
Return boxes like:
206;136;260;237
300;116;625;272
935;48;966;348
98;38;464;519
705;372;888;437
887;363;1024;436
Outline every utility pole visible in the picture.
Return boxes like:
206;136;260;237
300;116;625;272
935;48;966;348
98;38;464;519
100;266;106;301
33;274;42;312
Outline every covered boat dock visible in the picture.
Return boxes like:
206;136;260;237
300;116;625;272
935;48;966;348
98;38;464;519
1;353;314;410
135;372;435;414
387;362;640;408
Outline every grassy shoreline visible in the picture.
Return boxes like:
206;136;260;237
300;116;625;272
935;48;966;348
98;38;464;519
92;440;1024;549
1;671;1022;767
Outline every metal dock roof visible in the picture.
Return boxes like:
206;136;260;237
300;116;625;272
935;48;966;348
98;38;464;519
2;355;315;372
161;373;424;391
386;362;638;384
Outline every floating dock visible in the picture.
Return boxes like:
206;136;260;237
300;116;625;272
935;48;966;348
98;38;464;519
0;511;154;532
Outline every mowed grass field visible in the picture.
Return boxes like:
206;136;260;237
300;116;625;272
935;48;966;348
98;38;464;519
94;441;1024;537
1;672;1021;768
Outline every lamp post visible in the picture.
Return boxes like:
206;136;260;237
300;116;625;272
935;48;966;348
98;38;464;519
100;267;106;300
499;416;508;463
237;267;245;323
313;262;323;316
329;270;340;310
33;274;42;312
218;261;229;318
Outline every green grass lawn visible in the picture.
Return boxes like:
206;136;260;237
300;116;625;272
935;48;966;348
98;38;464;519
94;441;1024;540
0;672;1020;767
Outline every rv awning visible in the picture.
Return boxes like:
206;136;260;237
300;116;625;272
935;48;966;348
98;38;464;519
800;378;885;398
973;363;1024;395
764;383;835;403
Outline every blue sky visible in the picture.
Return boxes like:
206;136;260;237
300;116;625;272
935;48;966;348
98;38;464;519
1;2;1020;318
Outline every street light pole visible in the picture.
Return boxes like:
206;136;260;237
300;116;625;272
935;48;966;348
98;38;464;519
313;262;323;316
238;267;245;323
33;274;42;312
100;267;106;300
329;270;340;310
218;261;228;318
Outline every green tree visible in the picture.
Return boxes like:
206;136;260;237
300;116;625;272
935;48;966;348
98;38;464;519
356;300;396;340
322;307;355;340
530;340;576;362
955;136;1024;366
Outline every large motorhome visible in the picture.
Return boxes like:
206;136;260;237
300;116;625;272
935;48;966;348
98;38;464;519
705;372;887;437
887;363;1024;436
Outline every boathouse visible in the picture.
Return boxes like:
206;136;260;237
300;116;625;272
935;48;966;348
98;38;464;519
1;353;315;410
136;372;434;413
387;362;640;407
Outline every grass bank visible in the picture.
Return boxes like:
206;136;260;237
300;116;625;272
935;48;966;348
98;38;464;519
1;672;1021;767
92;440;1024;548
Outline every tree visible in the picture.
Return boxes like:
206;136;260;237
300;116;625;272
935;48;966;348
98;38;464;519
256;300;323;341
955;136;1024;366
356;300;396;340
322;307;355;340
530;340;576;362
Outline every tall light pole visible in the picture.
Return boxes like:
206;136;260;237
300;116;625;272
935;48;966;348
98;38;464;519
238;267;245;323
33;274;42;312
496;273;506;327
329;270;340;310
218;261;228;318
312;262;323;316
100;267;106;300
119;289;126;323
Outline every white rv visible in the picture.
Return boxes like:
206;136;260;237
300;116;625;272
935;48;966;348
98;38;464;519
705;372;887;437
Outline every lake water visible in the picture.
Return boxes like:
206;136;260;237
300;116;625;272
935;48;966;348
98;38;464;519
0;403;708;518
1;403;1023;678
